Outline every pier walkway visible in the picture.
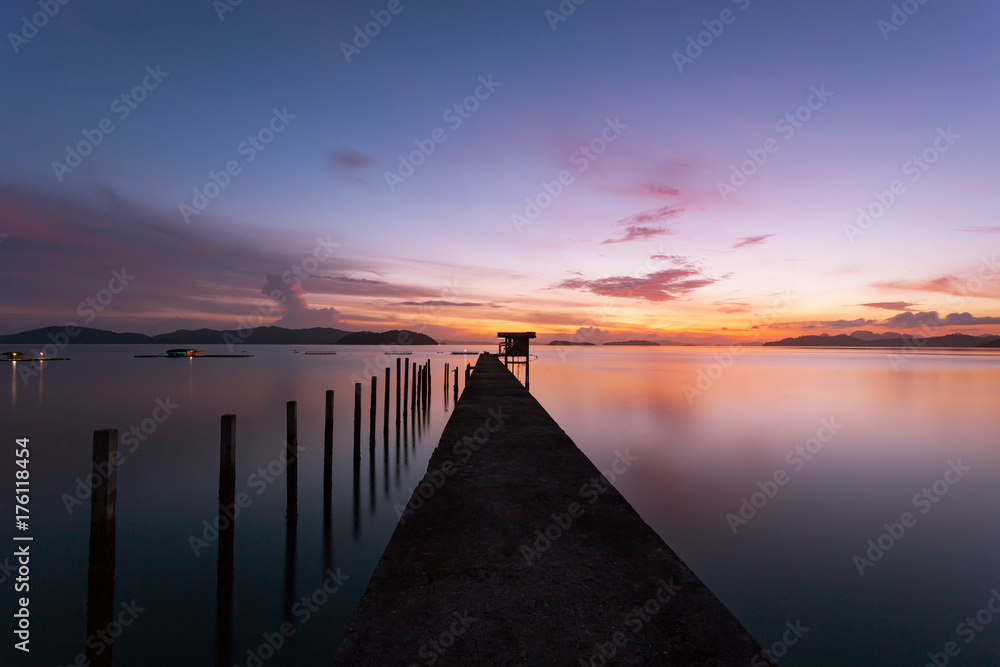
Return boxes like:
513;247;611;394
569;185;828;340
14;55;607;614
332;354;765;665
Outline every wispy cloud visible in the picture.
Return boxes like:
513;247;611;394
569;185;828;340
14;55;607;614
859;301;917;311
958;226;1000;233
732;234;775;249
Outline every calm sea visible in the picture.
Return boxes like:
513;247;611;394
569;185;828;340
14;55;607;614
2;344;999;666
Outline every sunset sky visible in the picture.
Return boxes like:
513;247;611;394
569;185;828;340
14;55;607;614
1;0;998;343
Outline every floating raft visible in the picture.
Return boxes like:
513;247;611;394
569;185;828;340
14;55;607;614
332;354;765;665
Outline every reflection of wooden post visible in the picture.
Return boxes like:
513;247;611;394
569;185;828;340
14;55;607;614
86;429;117;667
216;416;235;667
286;402;298;525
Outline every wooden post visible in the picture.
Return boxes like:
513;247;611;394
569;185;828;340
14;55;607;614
403;359;409;419
370;376;377;442
216;415;235;667
322;392;333;572
445;362;449;389
353;383;361;536
324;390;334;491
395;358;401;424
86;429;117;667
465;363;471;384
383;367;390;435
454;367;459;402
286;402;298;525
218;415;236;577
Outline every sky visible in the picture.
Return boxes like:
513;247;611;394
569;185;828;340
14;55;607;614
1;0;999;344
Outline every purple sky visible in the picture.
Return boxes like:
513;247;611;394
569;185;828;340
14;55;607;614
1;0;998;342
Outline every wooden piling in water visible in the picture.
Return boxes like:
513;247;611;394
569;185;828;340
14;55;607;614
453;367;459;401
403;359;409;418
369;376;377;442
353;383;361;535
218;415;236;577
86;429;117;667
395;358;401;423
216;415;236;667
384;368;390;434
286;401;298;525
324;390;334;492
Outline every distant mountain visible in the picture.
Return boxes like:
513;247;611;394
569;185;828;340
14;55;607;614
0;325;432;346
979;338;1000;347
604;340;661;346
548;340;596;346
0;326;152;344
850;330;903;341
765;332;998;347
337;330;437;345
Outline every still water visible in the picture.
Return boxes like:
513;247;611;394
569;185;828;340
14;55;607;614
2;345;1000;666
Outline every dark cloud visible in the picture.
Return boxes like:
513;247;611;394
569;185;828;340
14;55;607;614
398;301;493;307
329;149;376;170
553;257;718;302
263;274;342;328
732;234;775;249
644;184;680;196
602;206;683;244
311;275;438;298
859;301;917;311
882;311;1000;328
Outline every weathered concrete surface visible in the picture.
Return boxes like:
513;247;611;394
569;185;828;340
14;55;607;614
332;354;766;666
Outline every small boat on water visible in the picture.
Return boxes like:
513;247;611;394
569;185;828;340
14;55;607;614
166;349;200;358
384;351;412;355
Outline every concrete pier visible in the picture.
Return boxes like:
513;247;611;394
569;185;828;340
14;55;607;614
332;354;765;665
